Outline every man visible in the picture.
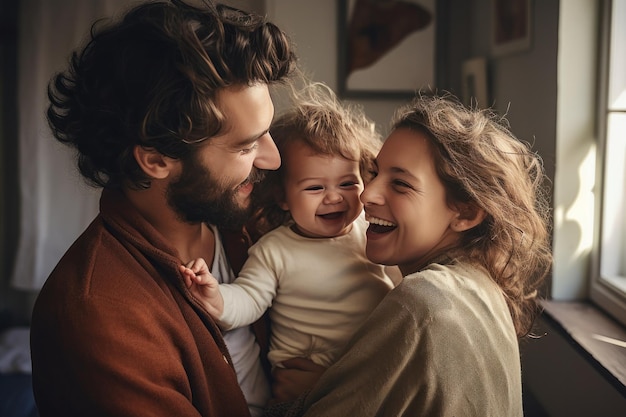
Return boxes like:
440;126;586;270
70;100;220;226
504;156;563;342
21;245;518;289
29;1;295;416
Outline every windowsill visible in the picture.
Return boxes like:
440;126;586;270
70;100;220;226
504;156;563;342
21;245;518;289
541;300;626;396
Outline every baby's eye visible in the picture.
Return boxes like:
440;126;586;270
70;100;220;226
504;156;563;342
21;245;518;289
304;185;324;191
340;181;359;187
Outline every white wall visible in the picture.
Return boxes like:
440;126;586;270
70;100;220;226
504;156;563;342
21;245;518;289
552;0;599;299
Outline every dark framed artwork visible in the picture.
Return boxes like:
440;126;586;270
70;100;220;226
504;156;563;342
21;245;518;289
338;0;439;99
491;0;532;56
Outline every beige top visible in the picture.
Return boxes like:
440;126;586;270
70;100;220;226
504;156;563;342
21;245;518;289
219;214;394;367
296;259;523;417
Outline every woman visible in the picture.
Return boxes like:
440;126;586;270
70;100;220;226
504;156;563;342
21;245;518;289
269;93;552;417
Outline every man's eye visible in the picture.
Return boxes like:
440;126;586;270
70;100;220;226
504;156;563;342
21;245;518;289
368;170;378;178
240;143;259;154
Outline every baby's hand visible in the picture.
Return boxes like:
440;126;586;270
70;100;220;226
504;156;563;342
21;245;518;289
179;258;224;318
180;258;211;288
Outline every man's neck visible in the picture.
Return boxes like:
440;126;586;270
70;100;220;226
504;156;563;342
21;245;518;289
123;184;216;265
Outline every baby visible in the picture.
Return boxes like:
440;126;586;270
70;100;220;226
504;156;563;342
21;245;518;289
181;82;397;370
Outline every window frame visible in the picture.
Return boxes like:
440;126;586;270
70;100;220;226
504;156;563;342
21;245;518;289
590;0;626;327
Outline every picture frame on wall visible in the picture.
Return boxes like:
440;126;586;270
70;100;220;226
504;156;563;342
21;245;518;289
491;0;532;56
461;57;489;108
337;0;439;99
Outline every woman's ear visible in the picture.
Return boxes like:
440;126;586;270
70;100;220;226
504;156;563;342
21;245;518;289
450;201;487;232
133;145;176;180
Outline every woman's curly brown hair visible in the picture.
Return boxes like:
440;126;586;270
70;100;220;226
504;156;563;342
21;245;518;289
393;92;553;338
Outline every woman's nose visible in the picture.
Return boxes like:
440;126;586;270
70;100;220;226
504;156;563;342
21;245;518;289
361;179;383;206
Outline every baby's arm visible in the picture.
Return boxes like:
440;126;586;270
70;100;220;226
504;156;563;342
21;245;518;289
179;259;224;319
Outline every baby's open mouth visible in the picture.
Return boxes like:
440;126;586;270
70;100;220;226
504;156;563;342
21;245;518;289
318;212;343;220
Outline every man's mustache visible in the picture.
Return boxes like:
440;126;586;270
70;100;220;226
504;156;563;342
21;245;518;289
247;169;266;185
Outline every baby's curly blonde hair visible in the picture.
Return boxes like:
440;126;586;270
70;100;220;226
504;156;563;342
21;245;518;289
393;93;553;338
250;81;382;235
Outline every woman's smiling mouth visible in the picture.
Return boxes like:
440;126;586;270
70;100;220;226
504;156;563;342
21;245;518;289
365;214;397;233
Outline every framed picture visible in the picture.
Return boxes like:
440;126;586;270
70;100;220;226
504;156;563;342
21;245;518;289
491;0;532;56
461;57;489;108
338;0;439;99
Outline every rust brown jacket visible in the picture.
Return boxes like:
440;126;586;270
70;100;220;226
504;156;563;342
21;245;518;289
31;188;252;417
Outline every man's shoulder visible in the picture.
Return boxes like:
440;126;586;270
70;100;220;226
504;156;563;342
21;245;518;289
42;216;168;307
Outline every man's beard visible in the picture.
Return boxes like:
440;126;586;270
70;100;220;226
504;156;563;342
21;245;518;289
166;154;265;229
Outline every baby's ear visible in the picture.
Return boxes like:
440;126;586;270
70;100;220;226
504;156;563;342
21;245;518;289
450;201;487;232
273;185;289;211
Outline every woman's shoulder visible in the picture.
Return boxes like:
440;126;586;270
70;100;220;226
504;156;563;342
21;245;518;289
399;260;487;295
391;260;505;320
388;259;516;339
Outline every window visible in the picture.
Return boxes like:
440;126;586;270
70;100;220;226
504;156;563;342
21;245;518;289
590;0;626;327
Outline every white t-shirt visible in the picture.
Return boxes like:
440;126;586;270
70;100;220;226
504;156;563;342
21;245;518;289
209;225;270;417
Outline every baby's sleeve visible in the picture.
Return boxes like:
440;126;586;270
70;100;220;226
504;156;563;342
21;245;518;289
218;242;279;329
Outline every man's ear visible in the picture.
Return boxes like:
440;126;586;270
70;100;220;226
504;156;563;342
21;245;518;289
450;201;487;232
133;145;176;179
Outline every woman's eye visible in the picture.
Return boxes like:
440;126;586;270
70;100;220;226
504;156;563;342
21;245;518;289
368;170;378;178
393;180;411;189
